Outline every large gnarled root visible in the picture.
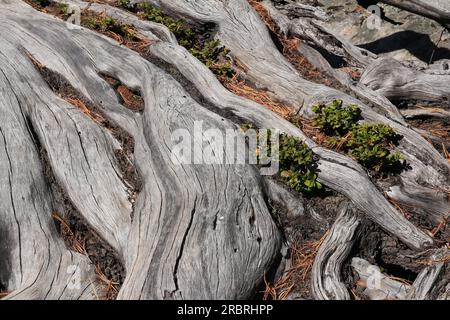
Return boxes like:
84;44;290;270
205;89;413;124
1;0;448;300
380;0;450;31
0;64;97;299
132;0;445;251
1;0;281;299
361;58;450;105
311;202;361;300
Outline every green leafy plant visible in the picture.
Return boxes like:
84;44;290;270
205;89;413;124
136;3;234;76
278;134;322;193
240;125;322;193
32;0;50;6
311;100;404;173
312;99;361;134
137;3;196;47
345;124;403;172
189;40;234;76
117;0;131;8
81;16;134;40
57;3;69;14
240;123;255;132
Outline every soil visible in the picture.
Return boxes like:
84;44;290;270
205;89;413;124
266;188;347;299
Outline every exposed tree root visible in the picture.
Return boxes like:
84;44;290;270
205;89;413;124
0;0;448;300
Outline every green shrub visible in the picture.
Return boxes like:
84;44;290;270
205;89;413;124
311;100;404;173
137;3;233;76
32;0;50;6
346;124;403;171
240;125;322;193
312;99;361;134
189;40;234;76
81;16;134;40
57;3;69;14
137;3;196;47
117;0;131;8
278;134;322;193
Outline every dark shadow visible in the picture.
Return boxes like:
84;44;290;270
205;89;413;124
0;223;12;293
313;45;347;68
268;27;285;54
358;30;450;63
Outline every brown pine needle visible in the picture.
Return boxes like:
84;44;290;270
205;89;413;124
263;230;329;300
431;213;449;237
52;212;87;255
222;78;291;117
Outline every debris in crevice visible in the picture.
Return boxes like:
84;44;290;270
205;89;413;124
24;114;125;300
263;229;329;300
28;54;142;205
100;73;145;113
222;76;292;117
263;192;345;300
346;221;423;299
25;54;149;297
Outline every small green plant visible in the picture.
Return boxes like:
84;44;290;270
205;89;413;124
311;100;404;173
189;40;234;76
240;125;322;193
278;134;322;193
312;99;361;134
117;0;131;8
137;3;196;47
240;123;255;132
57;3;69;15
81;16;134;40
99;17;115;30
137;3;234;76
32;0;50;6
346;124;403;171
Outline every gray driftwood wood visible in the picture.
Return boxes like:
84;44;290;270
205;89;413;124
311;202;361;300
0;0;448;300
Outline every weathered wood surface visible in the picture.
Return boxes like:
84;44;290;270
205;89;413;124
352;248;449;300
380;0;450;30
311;202;361;300
351;257;412;300
0;0;448;300
407;248;448;300
0;0;281;299
361;58;450;104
